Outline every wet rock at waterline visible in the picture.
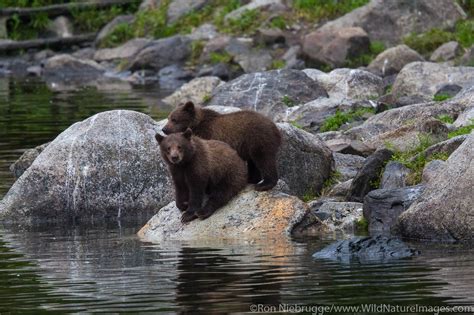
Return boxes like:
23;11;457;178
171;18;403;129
43;54;105;83
363;185;425;234
313;236;420;263
309;201;363;233
0;110;173;225
396;133;474;241
138;188;312;241
207;69;328;120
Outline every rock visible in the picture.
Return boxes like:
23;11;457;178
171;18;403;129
277;123;334;198
157;64;195;90
396;133;474;241
282;45;304;70
45;16;73;38
95;15;135;47
459;45;474;66
197;63;238;81
128;36;192;71
302;27;370;68
33;49;55;61
43;54;105;83
27;65;42;77
345;89;473;149
310;201;363;232
422;159;446;183
454;105;474;128
186;23;218;41
162;76;223;107
367;45;424;77
94;38;152;62
327;179;353;198
167;0;210;23
304;68;383;101
255;28;285;46
0;59;31;77
225;0;284;21
286;98;345;133
333;153;366;181
0;110;173;225
347;148;393;202
363;185;424;234
207;69;328;121
224;37;273;73
430;41;463;62
139;0;160;10
317;0;466;46
137;187;309;241
422;134;468;160
9;142;50;179
313;235;420;263
434;83;462;99
392;62;474;102
71;48;96;60
380;161;410;189
324;137;373;156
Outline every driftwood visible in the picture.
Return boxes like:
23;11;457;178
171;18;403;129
0;0;139;18
0;33;96;51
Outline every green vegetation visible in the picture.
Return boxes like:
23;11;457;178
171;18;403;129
282;95;295;107
302;188;317;202
202;94;212;103
448;121;474;138
224;9;263;34
320;107;375;132
290;120;303;129
344;41;386;68
293;0;369;21
437;114;455;124
355;217;369;233
317;170;343;197
403;19;474;55
433;93;453;102
189;40;205;66
270;59;286;69
209;51;233;64
388;134;449;185
99;22;134;48
269;16;287;29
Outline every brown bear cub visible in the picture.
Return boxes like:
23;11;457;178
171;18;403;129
156;128;247;223
162;102;282;191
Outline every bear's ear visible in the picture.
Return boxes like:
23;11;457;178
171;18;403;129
155;133;165;144
183;101;195;114
183;128;193;139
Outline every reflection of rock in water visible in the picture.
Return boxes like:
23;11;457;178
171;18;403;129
175;247;282;314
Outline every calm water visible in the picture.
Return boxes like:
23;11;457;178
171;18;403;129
0;78;474;313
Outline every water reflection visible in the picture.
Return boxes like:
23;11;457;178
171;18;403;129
0;223;473;313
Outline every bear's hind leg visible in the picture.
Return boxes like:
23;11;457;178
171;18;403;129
253;154;278;191
247;159;262;184
196;186;236;220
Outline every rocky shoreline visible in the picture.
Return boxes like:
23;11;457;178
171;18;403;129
1;0;473;247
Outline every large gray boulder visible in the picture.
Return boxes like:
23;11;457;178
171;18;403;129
207;69;328;120
277;123;334;198
167;0;210;23
138;187;310;241
9;142;50;179
396;132;474;241
163;76;223;107
0;110;173;225
317;0;466;46
367;45;424;77
392;62;474;101
128;36;192;71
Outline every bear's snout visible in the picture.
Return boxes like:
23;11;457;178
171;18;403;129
162;126;171;135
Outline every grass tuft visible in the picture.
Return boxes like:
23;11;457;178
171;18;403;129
320;107;375;132
433;93;453;102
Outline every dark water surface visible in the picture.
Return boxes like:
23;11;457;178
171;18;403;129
1;78;474;314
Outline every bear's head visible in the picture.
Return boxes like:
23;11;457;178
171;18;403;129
155;128;195;165
162;101;197;135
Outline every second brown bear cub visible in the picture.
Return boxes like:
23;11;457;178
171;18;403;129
156;128;247;223
162;102;282;191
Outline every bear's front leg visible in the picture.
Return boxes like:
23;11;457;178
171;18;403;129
182;184;205;224
171;169;189;212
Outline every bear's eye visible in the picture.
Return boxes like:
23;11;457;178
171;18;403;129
177;145;181;150
167;147;171;152
171;118;177;123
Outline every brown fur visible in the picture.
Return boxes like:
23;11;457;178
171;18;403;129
155;129;247;223
163;102;282;191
